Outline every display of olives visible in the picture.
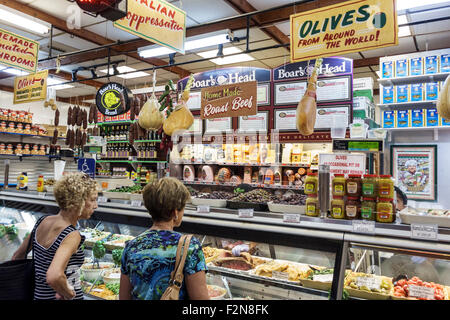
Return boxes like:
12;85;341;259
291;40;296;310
197;191;234;200
230;189;275;204
272;193;307;205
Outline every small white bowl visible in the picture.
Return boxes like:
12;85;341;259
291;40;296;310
102;268;121;285
81;262;115;282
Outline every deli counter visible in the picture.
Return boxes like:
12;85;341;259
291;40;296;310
1;189;450;300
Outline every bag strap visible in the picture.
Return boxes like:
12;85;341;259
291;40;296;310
169;234;193;288
26;216;46;255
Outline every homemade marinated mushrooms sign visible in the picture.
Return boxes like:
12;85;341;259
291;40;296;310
114;0;186;54
290;0;398;62
0;27;39;73
200;81;257;120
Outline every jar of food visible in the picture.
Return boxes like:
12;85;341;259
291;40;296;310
362;174;378;197
378;175;394;198
376;198;395;223
346;174;362;197
332;174;346;196
304;172;318;195
330;196;345;219
345;196;361;220
361;197;377;220
305;195;320;217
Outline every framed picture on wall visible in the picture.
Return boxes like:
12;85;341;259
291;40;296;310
390;145;437;201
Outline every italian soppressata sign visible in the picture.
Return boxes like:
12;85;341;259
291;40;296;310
0;28;39;73
200;81;257;120
13;70;48;104
114;0;186;54
290;0;398;62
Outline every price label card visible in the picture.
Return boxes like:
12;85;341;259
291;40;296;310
411;224;438;241
313;274;333;282
238;209;254;218
97;196;108;203
283;214;301;224
38;192;46;198
197;205;210;213
352;220;375;234
272;271;290;281
131;200;142;207
356;277;381;291
409;285;435;300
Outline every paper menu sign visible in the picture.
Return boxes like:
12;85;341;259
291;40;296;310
313;274;333;282
356;277;381;290
272;271;290;281
409;285;435;300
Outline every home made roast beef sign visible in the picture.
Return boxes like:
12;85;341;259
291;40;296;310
201;81;257;120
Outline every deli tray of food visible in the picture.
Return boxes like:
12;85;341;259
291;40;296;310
399;207;450;228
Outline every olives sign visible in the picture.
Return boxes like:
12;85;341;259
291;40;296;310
96;82;132;116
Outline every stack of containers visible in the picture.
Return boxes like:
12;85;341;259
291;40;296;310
329;174;396;223
353;78;376;122
381;48;450;129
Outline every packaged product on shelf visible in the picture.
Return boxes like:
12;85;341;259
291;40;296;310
410;83;424;102
411;109;425;127
217;167;232;183
396;110;411;128
224;144;234;163
248;144;259;163
409;57;423;76
16;172;28;190
243;167;252;184
0;121;5;131
203;145;217;162
442;117;450;126
194;144;204;162
14;144;22;155
230;175;242;185
346;175;362;197
376;198;395;223
332;174;346;196
425;55;439;74
426;108;440;127
300;151;311;165
330;196;345;219
361;198;376;220
378;175;394;198
382;85;395;104
291;144;303;163
345;197;361;220
217;145;226;162
264;168;274;185
251;171;259;184
396;85;409;103
233;144;243;163
7;122;15;132
183;165;195;181
304;172;318;194
242;144;251;163
362;174;378;197
284;169;295;186
395;59;409;77
281;144;292;163
425;82;439;101
0;143;5;154
381;61;394;78
273;168;282;186
5;143;13;154
23;144;30;155
441;53;450;73
31;144;39;155
305;195;319;217
201;166;214;182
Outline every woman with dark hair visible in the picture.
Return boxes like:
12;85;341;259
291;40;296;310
395;186;408;212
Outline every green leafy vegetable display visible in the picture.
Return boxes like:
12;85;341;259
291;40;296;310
0;225;6;238
112;248;124;267
5;225;18;241
307;268;334;280
106;283;120;295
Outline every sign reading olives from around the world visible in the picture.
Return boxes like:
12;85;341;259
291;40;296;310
290;0;398;62
96;82;132;116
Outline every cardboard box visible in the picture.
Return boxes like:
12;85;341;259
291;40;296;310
396;85;409;103
383;110;396;128
353;77;374;91
382;85;395;104
425;82;439;101
411;109;424;127
425;55;439;74
410;83;424;102
381;61;394;79
409;57;423;76
441;53;450;73
395;59;409;77
396;110;410;128
426;108;440;127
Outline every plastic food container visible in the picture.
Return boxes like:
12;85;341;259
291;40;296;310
305;195;320;217
330;196;345;219
102;268;121;285
304;172;318;195
81;262;115;282
376;198;395;223
332;174;346;196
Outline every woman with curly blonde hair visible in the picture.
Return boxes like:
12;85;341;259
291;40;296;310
12;172;98;300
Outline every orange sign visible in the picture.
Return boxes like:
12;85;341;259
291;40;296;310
201;81;257;120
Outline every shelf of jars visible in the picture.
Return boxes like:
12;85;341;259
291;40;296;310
182;180;305;191
173;161;311;168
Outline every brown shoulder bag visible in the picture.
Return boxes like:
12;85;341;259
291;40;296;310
160;234;193;300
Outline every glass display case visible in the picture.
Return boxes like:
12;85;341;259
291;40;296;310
1;189;450;300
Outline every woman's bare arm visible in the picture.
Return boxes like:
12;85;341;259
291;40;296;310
185;271;210;300
119;274;133;300
11;233;32;260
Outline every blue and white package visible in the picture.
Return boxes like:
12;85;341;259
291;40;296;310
425;82;439;101
382;85;395;104
383;110;396;128
425;55;438;74
426;108;440;127
381;61;394;79
411;109;424;127
440;54;450;73
409;57;423;76
410;83;424;102
396;85;409;103
395;59;408;77
396;110;410;128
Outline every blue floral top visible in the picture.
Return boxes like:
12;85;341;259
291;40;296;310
121;230;207;300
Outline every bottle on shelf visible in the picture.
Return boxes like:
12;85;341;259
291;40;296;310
37;175;45;192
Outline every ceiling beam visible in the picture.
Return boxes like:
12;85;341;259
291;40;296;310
223;0;290;46
0;0;191;78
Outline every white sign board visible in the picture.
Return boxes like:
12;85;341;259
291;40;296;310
319;153;366;176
